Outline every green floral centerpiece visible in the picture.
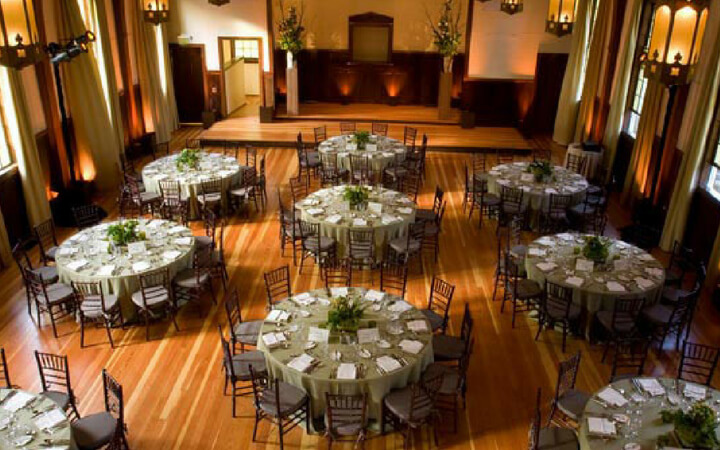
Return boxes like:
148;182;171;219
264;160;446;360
176;148;200;171
277;0;305;57
527;160;554;183
326;296;366;332
658;403;720;449
107;220;146;247
581;236;610;264
343;185;370;210
351;131;371;150
428;0;462;72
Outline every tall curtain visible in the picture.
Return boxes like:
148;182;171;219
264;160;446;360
58;0;121;190
620;80;665;204
574;0;614;142
130;0;178;144
92;0;125;156
601;0;643;176
552;0;592;146
3;69;52;227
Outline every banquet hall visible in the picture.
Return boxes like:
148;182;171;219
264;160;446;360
1;0;720;448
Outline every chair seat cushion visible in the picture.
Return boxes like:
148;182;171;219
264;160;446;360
662;286;690;303
33;266;59;284
596;311;635;334
304;236;336;252
641;303;673;325
38;283;74;305
510;245;527;258
233;320;263;345
538;426;579;450
383;385;432;424
140;192;161;203
81;294;120;318
384;167;408;179
41;390;70;410
195;235;213;249
173;268;210;288
420;309;444;331
546;302;581;320
502;203;522;214
481;194;501;206
415;209;436;222
230;187;254;197
259;381;307;417
72;412;118;450
388;237;421;254
131;286;170;308
557;389;591;421
324;415;364;437
569;203;595;216
511;279;543;299
433;334;466;361
422;363;460;396
231;350;267;380
198;193;222;203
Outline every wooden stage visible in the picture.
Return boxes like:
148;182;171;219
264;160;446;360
273;103;462;125
200;103;533;152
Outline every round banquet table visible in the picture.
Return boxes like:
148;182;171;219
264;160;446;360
317;135;408;174
141;151;247;218
295;185;416;260
256;287;434;426
578;378;720;449
0;389;75;449
525;233;665;337
485;162;589;230
56;219;195;318
567;142;605;180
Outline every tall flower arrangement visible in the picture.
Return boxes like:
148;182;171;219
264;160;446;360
428;0;462;72
277;0;305;62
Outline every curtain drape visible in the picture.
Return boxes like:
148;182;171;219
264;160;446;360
574;0;614;143
3;68;52;228
601;0;643;177
0;204;12;268
93;0;125;157
130;0;178;144
620;80;665;204
552;0;592;146
59;0;121;190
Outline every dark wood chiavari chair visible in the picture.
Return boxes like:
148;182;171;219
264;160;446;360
372;122;388;136
433;302;473;365
289;176;309;203
173;244;217;313
131;268;178;341
496;149;514;165
641;288;697;353
298;220;337;274
678;341;720;386
348;228;375;273
541;193;573;234
403;126;417;149
0;348;11;388
470;176;501;228
498;186;525;231
421;276;455;333
529;387;579;450
609;337;650;383
198;177;223;214
224;288;263;354
565;153;587;174
26;269;75;338
314;125;327;145
379;262;408;298
230;167;259;215
13;241;58;316
501;251;542;328
596;296;645;362
349;154;371;185
35;351;80;420
264;265;292;310
421;202;446;262
34;219;59;265
72;281;124;349
416;185;444;223
72;204;104;230
386;221;424;271
219;325;267;418
278;191;302;264
340;122;356;135
71;369;130;449
323;257;352;292
548;351;590;427
535;280;581;352
245;145;257;169
196;208;217;250
325;392;368;447
319;152;349;187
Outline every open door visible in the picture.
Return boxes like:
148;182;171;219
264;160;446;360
219;37;264;118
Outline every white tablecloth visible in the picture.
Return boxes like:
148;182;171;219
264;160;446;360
566;143;604;179
318;135;407;173
0;389;75;449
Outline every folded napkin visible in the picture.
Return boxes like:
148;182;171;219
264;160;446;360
365;290;385;302
365;144;377;152
382;152;394;158
325;214;342;224
637;378;665;396
638;253;656;261
218;170;235;177
132;261;151;273
357;328;380;344
58;247;79;256
306;208;324;216
266;310;290;323
97;265;116;277
488;171;501;176
645;267;664;279
528;248;547;257
35;409;66;430
397;207;413;215
337;363;357;380
307;326;329;343
353;218;368;227
168;226;187;234
146;220;164;229
337;152;349;158
301;198;320;206
597;387;628;407
536;238;555;246
587;417;616;437
399;339;424;355
2;391;34;412
557;233;575;241
520;174;534;182
287;353;315;373
406;320;428;333
381;215;401;225
293;294;316;307
575;259;594;272
387;300;413;313
376;355;402;373
153;173;169;181
536;262;558;272
496;179;510;186
66;259;89;271
634;277;654;289
175;237;193;246
163;250;182;260
331;287;349;297
565;276;584;287
545;188;559;195
261;332;287;348
684;383;707;400
606;281;626;292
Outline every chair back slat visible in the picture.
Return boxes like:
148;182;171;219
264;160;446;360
35;351;72;394
372;122;388;136
428;276;455;331
264;265;291;308
72;205;103;230
314;125;327;143
380;262;408;298
323;258;352;290
326;392;367;436
679;341;720;386
0;348;10;388
102;369;124;424
610;337;650;382
554;351;581;400
340;122;356;135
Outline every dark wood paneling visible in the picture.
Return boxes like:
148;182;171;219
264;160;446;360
0;168;29;246
526;53;568;134
684;188;720;265
169;44;207;123
460;79;530;127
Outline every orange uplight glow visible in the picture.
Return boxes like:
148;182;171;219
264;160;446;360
77;152;96;181
46;188;59;200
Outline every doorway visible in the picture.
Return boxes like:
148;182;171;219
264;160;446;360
218;37;264;118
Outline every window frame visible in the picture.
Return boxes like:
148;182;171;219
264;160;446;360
623;2;655;138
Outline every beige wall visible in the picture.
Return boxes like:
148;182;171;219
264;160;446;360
168;0;269;72
272;0;467;52
467;0;572;80
224;59;247;115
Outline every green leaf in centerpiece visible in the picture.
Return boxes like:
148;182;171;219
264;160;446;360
351;131;371;150
326;295;367;332
581;236;610;264
526;159;554;183
659;402;720;449
176;148;201;171
343;186;370;210
106;220;145;248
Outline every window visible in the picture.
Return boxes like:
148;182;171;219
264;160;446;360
233;39;259;62
703;98;720;199
77;0;113;119
0;67;19;170
627;67;648;137
624;3;654;138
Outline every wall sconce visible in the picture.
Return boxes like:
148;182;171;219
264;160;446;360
501;0;523;15
546;0;576;37
642;0;709;86
144;1;169;26
0;0;43;69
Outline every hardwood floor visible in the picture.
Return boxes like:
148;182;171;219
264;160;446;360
2;126;720;449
